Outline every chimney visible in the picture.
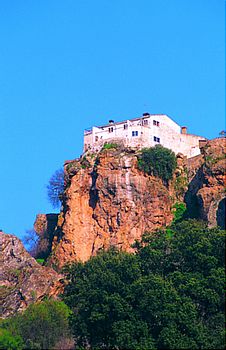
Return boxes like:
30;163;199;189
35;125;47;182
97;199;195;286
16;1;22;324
109;119;114;124
199;139;208;152
181;126;187;134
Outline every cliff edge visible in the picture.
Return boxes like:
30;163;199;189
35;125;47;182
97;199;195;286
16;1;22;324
36;138;225;270
48;146;174;268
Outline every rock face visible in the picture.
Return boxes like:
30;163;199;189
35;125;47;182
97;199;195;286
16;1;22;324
49;147;173;268
33;213;59;258
0;232;63;318
34;214;58;237
45;138;225;269
186;138;225;228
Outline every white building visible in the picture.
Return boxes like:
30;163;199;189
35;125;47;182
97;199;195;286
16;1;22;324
84;113;206;158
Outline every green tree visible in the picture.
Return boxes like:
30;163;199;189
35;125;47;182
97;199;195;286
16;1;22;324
134;220;225;349
63;220;225;349
1;300;71;350
63;249;155;349
0;329;24;350
138;145;177;183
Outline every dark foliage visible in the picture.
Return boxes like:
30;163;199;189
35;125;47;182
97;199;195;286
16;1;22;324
138;145;177;183
0;329;24;350
63;220;225;349
1;300;72;350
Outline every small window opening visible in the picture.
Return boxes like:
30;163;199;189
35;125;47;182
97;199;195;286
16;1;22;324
153;120;160;126
132;131;138;137
108;127;114;133
154;136;160;143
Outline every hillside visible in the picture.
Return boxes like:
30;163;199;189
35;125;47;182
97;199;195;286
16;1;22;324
0;233;63;318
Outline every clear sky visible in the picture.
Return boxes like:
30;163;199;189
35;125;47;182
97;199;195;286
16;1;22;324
0;0;225;239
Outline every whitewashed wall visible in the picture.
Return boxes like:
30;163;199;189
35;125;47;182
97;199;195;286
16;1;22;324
83;115;206;158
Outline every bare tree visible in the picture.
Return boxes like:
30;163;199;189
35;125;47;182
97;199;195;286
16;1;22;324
23;229;39;257
219;130;226;138
23;229;51;259
47;168;64;208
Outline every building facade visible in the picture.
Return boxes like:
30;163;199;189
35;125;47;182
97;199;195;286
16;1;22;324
84;113;206;158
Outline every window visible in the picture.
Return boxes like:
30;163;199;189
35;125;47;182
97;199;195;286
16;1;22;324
154;136;160;143
95;136;99;142
108;127;113;133
153;120;160;126
132;131;138;137
124;124;128;129
142;119;148;125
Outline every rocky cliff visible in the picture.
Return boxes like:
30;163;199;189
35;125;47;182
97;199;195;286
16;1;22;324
0;232;63;318
36;138;225;270
48;146;174;268
186;138;225;227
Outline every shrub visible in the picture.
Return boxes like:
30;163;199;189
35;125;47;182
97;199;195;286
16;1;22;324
0;329;24;350
80;155;91;169
1;300;71;350
138;145;177;183
103;142;118;150
36;258;44;265
174;174;188;197
172;202;187;223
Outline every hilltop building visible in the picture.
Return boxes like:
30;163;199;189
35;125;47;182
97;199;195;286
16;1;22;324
84;113;206;158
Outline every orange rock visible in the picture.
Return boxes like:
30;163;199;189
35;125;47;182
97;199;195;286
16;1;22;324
49;149;173;268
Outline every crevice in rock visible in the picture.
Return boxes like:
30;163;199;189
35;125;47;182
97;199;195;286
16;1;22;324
184;165;205;218
217;198;225;229
89;168;99;209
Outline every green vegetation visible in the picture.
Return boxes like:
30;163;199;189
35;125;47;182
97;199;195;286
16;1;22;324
63;220;225;349
205;154;225;166
1;300;72;350
0;329;24;350
80;155;91;169
138;145;177;183
66;161;80;173
2;221;225;349
36;258;44;265
172;202;187;223
103;142;119;150
174;174;188;197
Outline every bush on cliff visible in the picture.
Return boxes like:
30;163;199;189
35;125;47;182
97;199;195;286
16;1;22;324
63;220;225;349
138;145;177;183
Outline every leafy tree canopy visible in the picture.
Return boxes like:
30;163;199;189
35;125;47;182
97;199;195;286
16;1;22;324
138;145;177;183
0;329;24;350
63;220;225;349
1;300;71;350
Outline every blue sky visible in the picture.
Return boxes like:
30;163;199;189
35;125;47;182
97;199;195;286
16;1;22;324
0;0;225;239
